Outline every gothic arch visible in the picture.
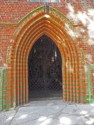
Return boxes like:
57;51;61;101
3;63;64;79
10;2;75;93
9;6;86;108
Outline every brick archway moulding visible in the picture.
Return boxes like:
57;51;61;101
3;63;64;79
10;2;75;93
7;6;86;109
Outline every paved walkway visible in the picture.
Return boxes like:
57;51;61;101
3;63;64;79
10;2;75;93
1;99;94;125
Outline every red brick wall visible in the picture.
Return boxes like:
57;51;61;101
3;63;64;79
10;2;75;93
0;0;94;109
0;1;93;67
0;1;94;66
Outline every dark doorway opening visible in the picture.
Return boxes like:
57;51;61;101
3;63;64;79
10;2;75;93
28;35;62;101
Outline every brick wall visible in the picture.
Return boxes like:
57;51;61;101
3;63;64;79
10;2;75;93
0;0;94;110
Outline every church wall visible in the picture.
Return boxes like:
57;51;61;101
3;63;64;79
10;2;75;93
0;0;94;110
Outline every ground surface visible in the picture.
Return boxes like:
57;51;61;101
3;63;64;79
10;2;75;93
0;99;94;125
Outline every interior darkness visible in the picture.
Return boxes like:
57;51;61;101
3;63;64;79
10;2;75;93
28;35;62;101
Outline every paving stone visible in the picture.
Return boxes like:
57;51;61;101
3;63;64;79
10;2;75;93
0;99;94;125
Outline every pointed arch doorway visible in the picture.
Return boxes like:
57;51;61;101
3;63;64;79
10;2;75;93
28;35;62;101
6;6;87;110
